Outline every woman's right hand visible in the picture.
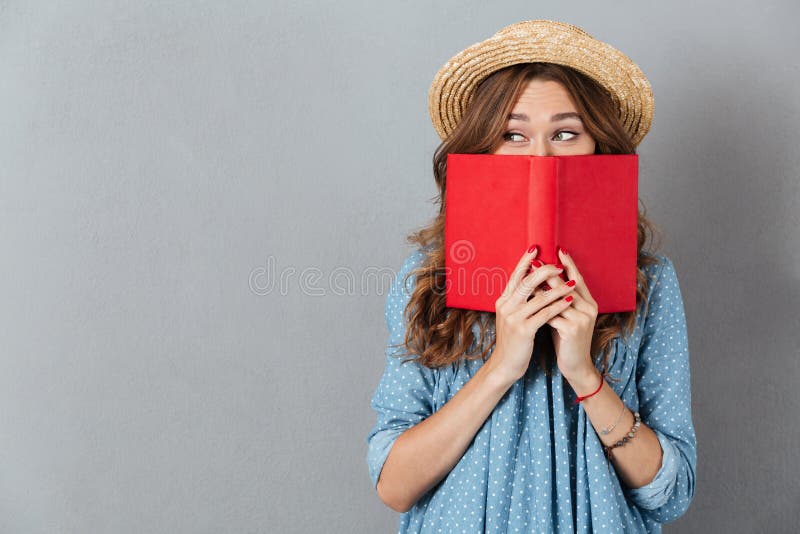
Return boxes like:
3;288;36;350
489;246;577;385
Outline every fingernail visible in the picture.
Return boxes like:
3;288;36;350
558;245;568;256
566;279;576;287
565;295;574;303
542;283;552;291
555;262;565;270
527;244;538;254
531;259;543;268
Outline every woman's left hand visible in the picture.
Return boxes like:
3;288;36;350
536;247;599;382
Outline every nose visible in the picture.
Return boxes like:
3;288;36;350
527;138;551;156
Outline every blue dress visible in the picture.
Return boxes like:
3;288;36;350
366;248;697;533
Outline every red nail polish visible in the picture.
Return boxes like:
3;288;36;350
531;259;543;268
565;295;574;303
566;280;576;287
555;263;564;270
527;244;538;253
558;246;568;256
542;283;552;291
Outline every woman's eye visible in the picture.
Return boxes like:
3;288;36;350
553;131;578;142
502;131;579;143
502;132;526;142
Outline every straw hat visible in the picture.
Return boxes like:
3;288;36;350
428;20;654;146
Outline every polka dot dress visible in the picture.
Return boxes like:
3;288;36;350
366;248;697;533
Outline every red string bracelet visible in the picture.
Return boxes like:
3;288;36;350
573;372;604;404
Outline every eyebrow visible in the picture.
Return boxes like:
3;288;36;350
508;112;582;122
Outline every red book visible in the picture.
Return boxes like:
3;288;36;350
444;153;639;314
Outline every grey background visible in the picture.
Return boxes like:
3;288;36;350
1;0;798;532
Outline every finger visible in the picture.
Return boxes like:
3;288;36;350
528;259;553;293
516;263;563;302
538;264;569;295
546;314;571;332
537;259;567;292
556;290;593;316
557;246;594;304
546;291;596;333
512;263;564;305
547;298;587;321
545;269;566;290
524;292;575;330
519;276;576;317
546;304;593;337
500;245;540;300
528;276;546;301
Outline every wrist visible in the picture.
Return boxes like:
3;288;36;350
484;352;522;390
566;366;603;397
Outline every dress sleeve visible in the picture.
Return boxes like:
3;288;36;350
623;255;698;523
365;249;437;490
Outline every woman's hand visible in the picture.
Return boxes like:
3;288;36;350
533;247;599;383
489;246;577;385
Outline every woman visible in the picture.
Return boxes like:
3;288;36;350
366;20;697;533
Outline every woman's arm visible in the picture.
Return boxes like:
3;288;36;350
377;357;512;512
571;256;697;523
568;369;664;487
368;247;573;513
366;249;516;512
625;256;696;522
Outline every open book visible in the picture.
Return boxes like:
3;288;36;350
444;153;639;314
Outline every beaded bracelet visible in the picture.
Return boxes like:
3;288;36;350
602;410;641;461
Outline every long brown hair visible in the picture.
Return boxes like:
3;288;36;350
395;63;662;380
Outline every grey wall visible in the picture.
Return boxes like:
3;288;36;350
1;1;798;532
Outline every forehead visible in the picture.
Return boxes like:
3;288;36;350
511;79;577;110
